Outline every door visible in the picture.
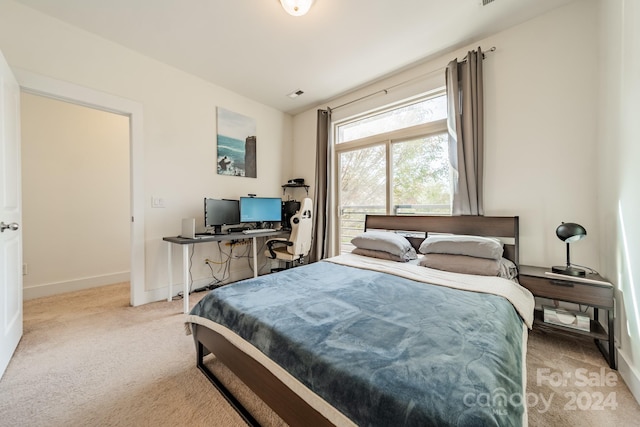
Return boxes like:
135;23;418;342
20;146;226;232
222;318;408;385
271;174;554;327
0;49;22;379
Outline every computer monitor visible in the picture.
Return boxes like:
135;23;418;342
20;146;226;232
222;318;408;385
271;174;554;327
239;197;282;226
204;198;240;234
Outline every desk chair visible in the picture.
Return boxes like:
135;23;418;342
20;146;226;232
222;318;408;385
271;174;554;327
265;198;312;270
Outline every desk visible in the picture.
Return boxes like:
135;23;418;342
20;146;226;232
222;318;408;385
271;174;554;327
163;230;287;313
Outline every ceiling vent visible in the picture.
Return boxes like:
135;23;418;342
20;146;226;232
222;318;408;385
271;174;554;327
480;0;495;5
287;89;304;99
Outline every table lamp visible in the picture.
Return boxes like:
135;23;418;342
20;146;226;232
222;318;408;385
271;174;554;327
552;222;587;277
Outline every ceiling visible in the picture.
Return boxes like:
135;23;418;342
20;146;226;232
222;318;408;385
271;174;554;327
14;0;574;115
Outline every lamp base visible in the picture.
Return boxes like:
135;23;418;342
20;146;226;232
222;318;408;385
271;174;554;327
551;265;586;277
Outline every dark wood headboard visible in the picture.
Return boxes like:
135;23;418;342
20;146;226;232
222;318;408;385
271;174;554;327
364;215;519;265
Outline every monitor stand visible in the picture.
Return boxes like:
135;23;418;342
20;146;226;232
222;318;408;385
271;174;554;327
255;221;276;230
211;225;225;235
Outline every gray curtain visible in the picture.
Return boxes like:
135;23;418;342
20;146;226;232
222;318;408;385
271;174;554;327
446;47;484;216
310;109;331;262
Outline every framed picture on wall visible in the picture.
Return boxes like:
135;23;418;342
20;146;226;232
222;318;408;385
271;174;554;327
216;107;257;178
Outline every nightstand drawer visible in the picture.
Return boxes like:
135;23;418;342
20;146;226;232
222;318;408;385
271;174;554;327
519;274;613;308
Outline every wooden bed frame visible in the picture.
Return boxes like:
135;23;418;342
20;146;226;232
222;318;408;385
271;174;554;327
364;214;519;265
191;215;520;426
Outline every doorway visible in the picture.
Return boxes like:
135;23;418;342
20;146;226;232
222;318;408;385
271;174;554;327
21;93;130;298
16;70;145;306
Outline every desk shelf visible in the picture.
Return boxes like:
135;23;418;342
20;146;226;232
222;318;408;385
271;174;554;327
282;183;309;195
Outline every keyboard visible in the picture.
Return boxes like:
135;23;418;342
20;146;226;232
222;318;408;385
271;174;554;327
242;228;276;234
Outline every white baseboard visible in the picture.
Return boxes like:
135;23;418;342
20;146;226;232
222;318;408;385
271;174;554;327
23;272;130;300
25;261;278;306
617;348;640;405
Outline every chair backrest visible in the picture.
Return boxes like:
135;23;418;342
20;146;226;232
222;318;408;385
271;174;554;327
287;197;313;256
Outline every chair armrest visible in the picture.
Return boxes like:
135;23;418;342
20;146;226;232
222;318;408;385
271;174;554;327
266;239;293;258
266;237;288;242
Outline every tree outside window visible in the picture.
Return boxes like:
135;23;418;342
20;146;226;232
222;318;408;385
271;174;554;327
336;94;450;253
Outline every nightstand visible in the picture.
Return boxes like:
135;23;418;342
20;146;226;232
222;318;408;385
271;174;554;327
518;265;616;369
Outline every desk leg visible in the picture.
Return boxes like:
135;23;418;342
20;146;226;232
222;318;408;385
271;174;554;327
183;244;190;314
252;237;258;278
167;242;173;302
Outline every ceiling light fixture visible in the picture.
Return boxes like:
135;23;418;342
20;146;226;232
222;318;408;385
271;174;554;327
280;0;315;17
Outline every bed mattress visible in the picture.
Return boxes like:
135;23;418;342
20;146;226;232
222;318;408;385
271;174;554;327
187;254;534;426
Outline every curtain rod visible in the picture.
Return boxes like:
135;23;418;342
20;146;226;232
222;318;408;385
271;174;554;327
462;46;496;62
329;46;496;112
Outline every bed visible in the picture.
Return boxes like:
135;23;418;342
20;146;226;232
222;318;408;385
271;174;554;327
186;215;535;426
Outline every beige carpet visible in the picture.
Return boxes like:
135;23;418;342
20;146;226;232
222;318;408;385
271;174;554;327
0;283;638;426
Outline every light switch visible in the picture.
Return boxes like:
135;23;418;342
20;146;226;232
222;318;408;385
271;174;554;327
151;196;165;208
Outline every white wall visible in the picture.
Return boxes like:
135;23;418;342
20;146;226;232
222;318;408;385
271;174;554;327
294;1;600;269
21;93;130;298
597;0;640;401
0;1;293;298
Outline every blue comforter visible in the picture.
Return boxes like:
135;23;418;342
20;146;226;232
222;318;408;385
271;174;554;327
190;260;526;426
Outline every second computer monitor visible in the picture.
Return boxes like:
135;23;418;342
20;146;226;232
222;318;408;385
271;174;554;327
204;198;240;234
239;197;282;225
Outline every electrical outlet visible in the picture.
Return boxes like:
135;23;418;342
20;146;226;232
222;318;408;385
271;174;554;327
22;263;28;275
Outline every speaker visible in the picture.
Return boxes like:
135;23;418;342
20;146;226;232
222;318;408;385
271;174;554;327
180;218;196;239
281;200;300;230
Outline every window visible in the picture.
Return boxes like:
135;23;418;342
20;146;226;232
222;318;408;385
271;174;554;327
337;95;447;144
335;93;450;253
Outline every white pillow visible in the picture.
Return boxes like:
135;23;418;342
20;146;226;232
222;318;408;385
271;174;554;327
351;231;417;260
418;234;503;260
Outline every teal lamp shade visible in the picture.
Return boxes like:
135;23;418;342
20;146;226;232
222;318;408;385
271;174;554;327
552;222;587;276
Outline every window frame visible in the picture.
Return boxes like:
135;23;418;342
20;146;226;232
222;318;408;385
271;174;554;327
332;92;449;255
